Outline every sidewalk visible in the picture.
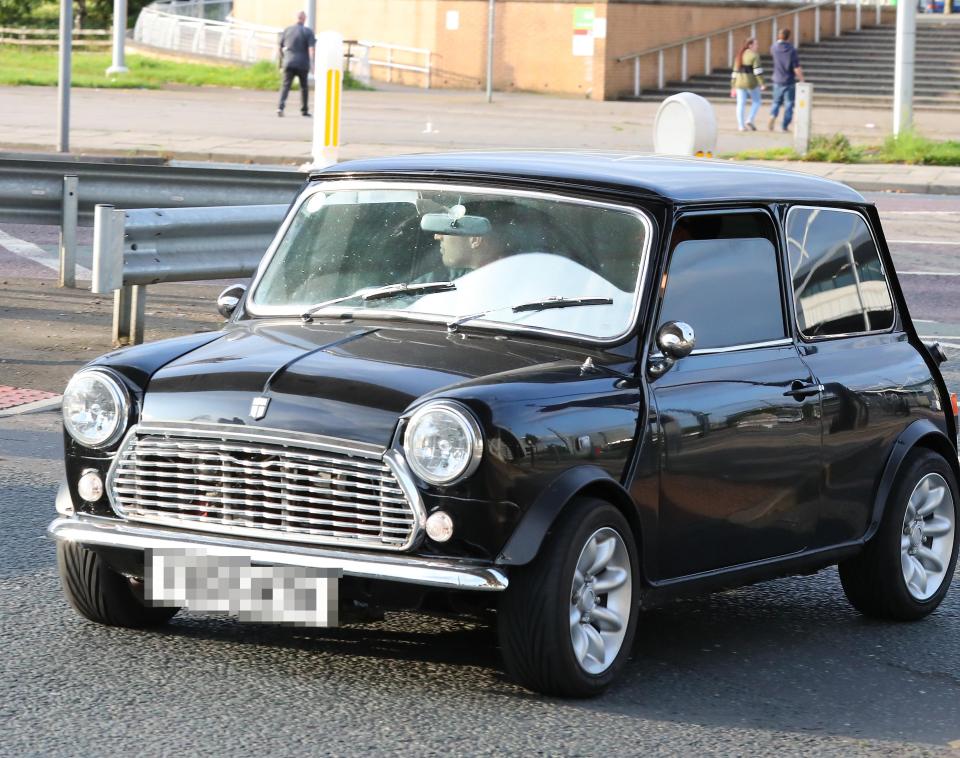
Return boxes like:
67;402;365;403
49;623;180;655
0;85;957;194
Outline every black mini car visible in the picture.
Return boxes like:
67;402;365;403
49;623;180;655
50;153;958;697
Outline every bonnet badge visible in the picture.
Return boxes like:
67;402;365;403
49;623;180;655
250;396;270;420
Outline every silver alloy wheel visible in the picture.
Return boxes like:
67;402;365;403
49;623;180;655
900;472;956;601
569;527;632;675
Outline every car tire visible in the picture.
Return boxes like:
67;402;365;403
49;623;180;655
839;448;959;621
498;497;640;697
58;542;180;628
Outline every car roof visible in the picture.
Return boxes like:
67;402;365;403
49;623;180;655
311;151;866;205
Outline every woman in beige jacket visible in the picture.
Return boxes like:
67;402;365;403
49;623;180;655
730;38;765;131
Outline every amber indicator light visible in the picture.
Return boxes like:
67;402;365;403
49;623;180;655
951;393;959;417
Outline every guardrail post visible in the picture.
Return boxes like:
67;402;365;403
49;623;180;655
815;6;821;43
387;47;392;83
704;36;711;75
633;58;640;96
59;175;78;288
835;2;842;37
112;284;145;346
424;49;431;88
727;30;733;66
107;0;129;74
855;2;862;32
793;12;800;45
311;31;344;168
750;23;757;41
876;0;882;24
681;43;687;81
772;18;778;45
658;50;664;90
91;204;125;295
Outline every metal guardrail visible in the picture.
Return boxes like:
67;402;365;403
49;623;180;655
0;155;303;287
92;203;286;344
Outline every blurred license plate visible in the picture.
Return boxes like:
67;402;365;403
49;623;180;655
145;548;341;627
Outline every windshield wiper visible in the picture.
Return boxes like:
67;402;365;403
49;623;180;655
447;296;613;332
301;281;456;322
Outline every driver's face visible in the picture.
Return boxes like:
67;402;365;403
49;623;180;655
436;233;480;269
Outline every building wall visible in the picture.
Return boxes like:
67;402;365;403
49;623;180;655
232;0;895;99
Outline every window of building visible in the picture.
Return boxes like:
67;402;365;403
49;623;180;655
657;212;786;351
786;207;895;338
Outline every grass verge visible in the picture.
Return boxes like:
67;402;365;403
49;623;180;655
727;132;960;166
0;47;370;90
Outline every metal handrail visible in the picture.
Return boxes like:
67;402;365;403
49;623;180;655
616;0;892;96
618;0;854;61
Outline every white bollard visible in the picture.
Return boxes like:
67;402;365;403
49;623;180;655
794;82;813;155
309;31;344;169
653;93;717;157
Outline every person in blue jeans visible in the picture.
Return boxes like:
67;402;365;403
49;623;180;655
730;37;765;131
768;28;805;132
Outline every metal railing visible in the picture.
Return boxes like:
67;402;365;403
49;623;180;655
151;0;233;21
134;6;279;63
0;155;303;288
92;203;285;344
617;0;894;96
133;5;432;86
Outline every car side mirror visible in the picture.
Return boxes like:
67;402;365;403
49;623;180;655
657;321;696;359
217;284;247;319
648;321;696;379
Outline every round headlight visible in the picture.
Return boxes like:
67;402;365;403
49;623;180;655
403;401;483;486
62;370;129;448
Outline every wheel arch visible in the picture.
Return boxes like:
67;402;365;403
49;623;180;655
495;466;646;578
867;419;960;543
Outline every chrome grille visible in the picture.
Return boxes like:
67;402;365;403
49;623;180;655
107;424;420;551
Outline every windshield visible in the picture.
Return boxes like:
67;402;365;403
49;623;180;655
248;184;651;340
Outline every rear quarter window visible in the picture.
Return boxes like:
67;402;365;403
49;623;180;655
786;207;895;338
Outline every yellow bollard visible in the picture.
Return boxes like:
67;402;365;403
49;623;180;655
310;31;344;168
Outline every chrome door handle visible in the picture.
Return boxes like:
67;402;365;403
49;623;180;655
784;382;824;399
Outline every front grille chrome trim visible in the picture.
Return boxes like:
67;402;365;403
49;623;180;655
106;422;425;552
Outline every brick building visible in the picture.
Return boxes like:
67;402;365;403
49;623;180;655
233;0;891;100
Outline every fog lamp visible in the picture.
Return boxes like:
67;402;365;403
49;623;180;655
77;471;104;502
425;511;454;543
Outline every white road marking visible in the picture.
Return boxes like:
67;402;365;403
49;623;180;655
0;227;91;278
898;271;960;276
888;239;960;246
920;335;960;342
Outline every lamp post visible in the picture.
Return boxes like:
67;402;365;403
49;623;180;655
893;0;916;135
57;0;72;152
107;0;129;75
485;0;495;103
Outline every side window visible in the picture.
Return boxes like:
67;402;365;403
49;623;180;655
786;207;895;338
657;212;786;351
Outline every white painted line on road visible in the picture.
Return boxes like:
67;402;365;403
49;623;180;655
899;271;960;276
0;228;91;278
888;239;960;246
920;335;960;341
0;396;62;418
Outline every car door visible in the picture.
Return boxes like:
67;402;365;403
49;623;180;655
784;205;930;548
648;209;824;579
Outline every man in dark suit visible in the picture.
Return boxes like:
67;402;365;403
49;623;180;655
277;11;317;117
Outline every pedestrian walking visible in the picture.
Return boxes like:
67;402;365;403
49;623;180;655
730;37;765;131
768;28;805;132
277;10;316;117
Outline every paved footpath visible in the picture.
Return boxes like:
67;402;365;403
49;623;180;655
1;85;958;194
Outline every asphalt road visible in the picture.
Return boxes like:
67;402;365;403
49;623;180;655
1;192;959;756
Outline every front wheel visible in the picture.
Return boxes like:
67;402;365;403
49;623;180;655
58;542;180;628
839;448;959;621
498;498;640;697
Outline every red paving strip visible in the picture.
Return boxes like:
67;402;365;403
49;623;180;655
0;385;60;411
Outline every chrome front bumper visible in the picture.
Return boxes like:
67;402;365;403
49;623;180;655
47;516;509;592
